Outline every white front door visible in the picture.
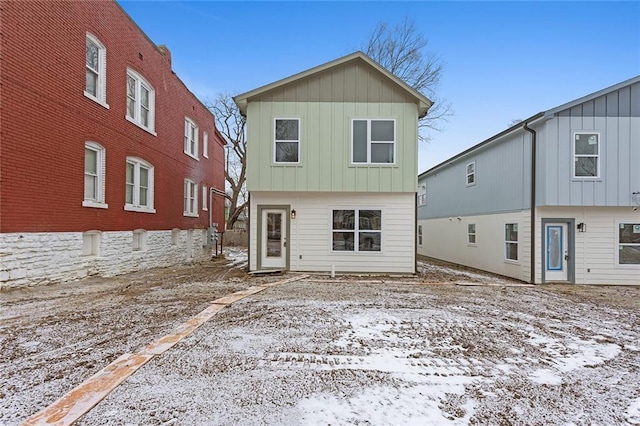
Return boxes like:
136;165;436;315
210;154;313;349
261;209;287;269
545;223;568;281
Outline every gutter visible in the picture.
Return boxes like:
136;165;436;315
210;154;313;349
522;120;537;284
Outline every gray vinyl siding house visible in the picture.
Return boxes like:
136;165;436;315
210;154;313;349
418;76;640;285
235;52;432;274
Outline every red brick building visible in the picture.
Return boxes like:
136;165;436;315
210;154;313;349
0;0;226;287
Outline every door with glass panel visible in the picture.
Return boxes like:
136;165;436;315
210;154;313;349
545;223;568;281
261;209;287;269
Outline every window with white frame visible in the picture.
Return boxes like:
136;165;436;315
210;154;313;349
274;118;300;163
505;223;518;261
202;185;208;211
468;223;476;245
618;223;640;265
132;229;147;251
332;209;382;252
352;119;395;164
573;133;600;178
85;34;108;107
184;118;199;159
466;162;476;186
203;131;209;158
418;225;423;246
125;157;154;213
82;231;101;256
126;69;155;133
184;179;198;216
83;142;107;208
418;183;427;206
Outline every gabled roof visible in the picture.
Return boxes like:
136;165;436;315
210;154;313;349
233;51;433;117
420;74;640;178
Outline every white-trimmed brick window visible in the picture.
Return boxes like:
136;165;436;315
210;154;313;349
468;223;477;245
85;33;108;108
274;118;300;163
184;179;198;217
352;119;395;164
82;231;101;256
132;229;147;251
202;185;208;211
125;157;155;213
573;132;600;178
203;131;209;158
184;117;199;159
466;162;476;186
505;223;518;261
126;68;155;133
83;142;108;209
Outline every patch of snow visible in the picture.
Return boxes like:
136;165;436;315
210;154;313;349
530;369;562;385
626;397;640;424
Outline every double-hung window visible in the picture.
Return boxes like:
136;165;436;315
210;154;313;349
83;142;107;208
352;119;395;164
618;223;640;265
126;69;155;133
505;223;518;261
184;118;199;159
184;179;198;217
466;162;476;186
332;209;382;252
418;184;427;206
274;118;300;163
418;225;423;246
85;34;108;107
468;224;476;245
125;157;155;213
203;132;209;158
573;133;600;178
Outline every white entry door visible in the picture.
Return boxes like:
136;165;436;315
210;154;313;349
261;209;287;269
545;223;568;281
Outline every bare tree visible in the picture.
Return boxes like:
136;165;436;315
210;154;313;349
205;93;247;230
508;119;523;128
363;18;450;142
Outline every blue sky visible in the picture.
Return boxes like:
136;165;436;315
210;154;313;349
118;1;640;173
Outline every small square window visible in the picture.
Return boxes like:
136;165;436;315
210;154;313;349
82;231;101;256
133;229;147;251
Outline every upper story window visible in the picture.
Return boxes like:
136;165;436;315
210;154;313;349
203;131;209;158
83;142;107;209
618;223;640;265
573;133;600;178
184;179;198;217
505;223;518;261
274;118;300;163
352;119;395;164
418;183;427;206
184;118;199;159
125;157;155;213
85;34;108;108
126;69;155;134
332;209;382;252
466;162;476;186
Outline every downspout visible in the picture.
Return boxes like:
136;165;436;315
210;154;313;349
522;121;537;284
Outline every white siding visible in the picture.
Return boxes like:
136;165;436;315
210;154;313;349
250;192;415;274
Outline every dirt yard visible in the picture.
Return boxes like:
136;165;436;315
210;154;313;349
1;249;639;425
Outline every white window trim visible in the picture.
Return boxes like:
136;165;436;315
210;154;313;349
572;131;601;179
184;117;199;160
351;118;396;165
125;68;156;135
466;161;476;187
85;33;109;109
82;231;102;257
124;157;155;213
202;185;208;211
330;208;383;254
467;223;477;246
184;179;198;217
132;229;147;252
418;183;427;206
203;131;209;158
83;141;108;209
616;222;640;268
505;222;519;262
273;118;301;164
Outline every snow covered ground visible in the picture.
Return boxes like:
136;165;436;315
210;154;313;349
1;250;639;425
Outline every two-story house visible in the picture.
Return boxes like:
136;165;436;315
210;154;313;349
417;76;640;285
0;1;226;288
234;52;432;274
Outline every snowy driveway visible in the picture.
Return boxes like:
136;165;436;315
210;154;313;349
1;251;639;425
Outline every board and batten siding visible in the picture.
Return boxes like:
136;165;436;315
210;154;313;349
538;81;640;207
250;192;415;274
246;101;419;193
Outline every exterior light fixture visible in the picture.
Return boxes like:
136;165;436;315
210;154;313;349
291;209;296;219
577;223;587;232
